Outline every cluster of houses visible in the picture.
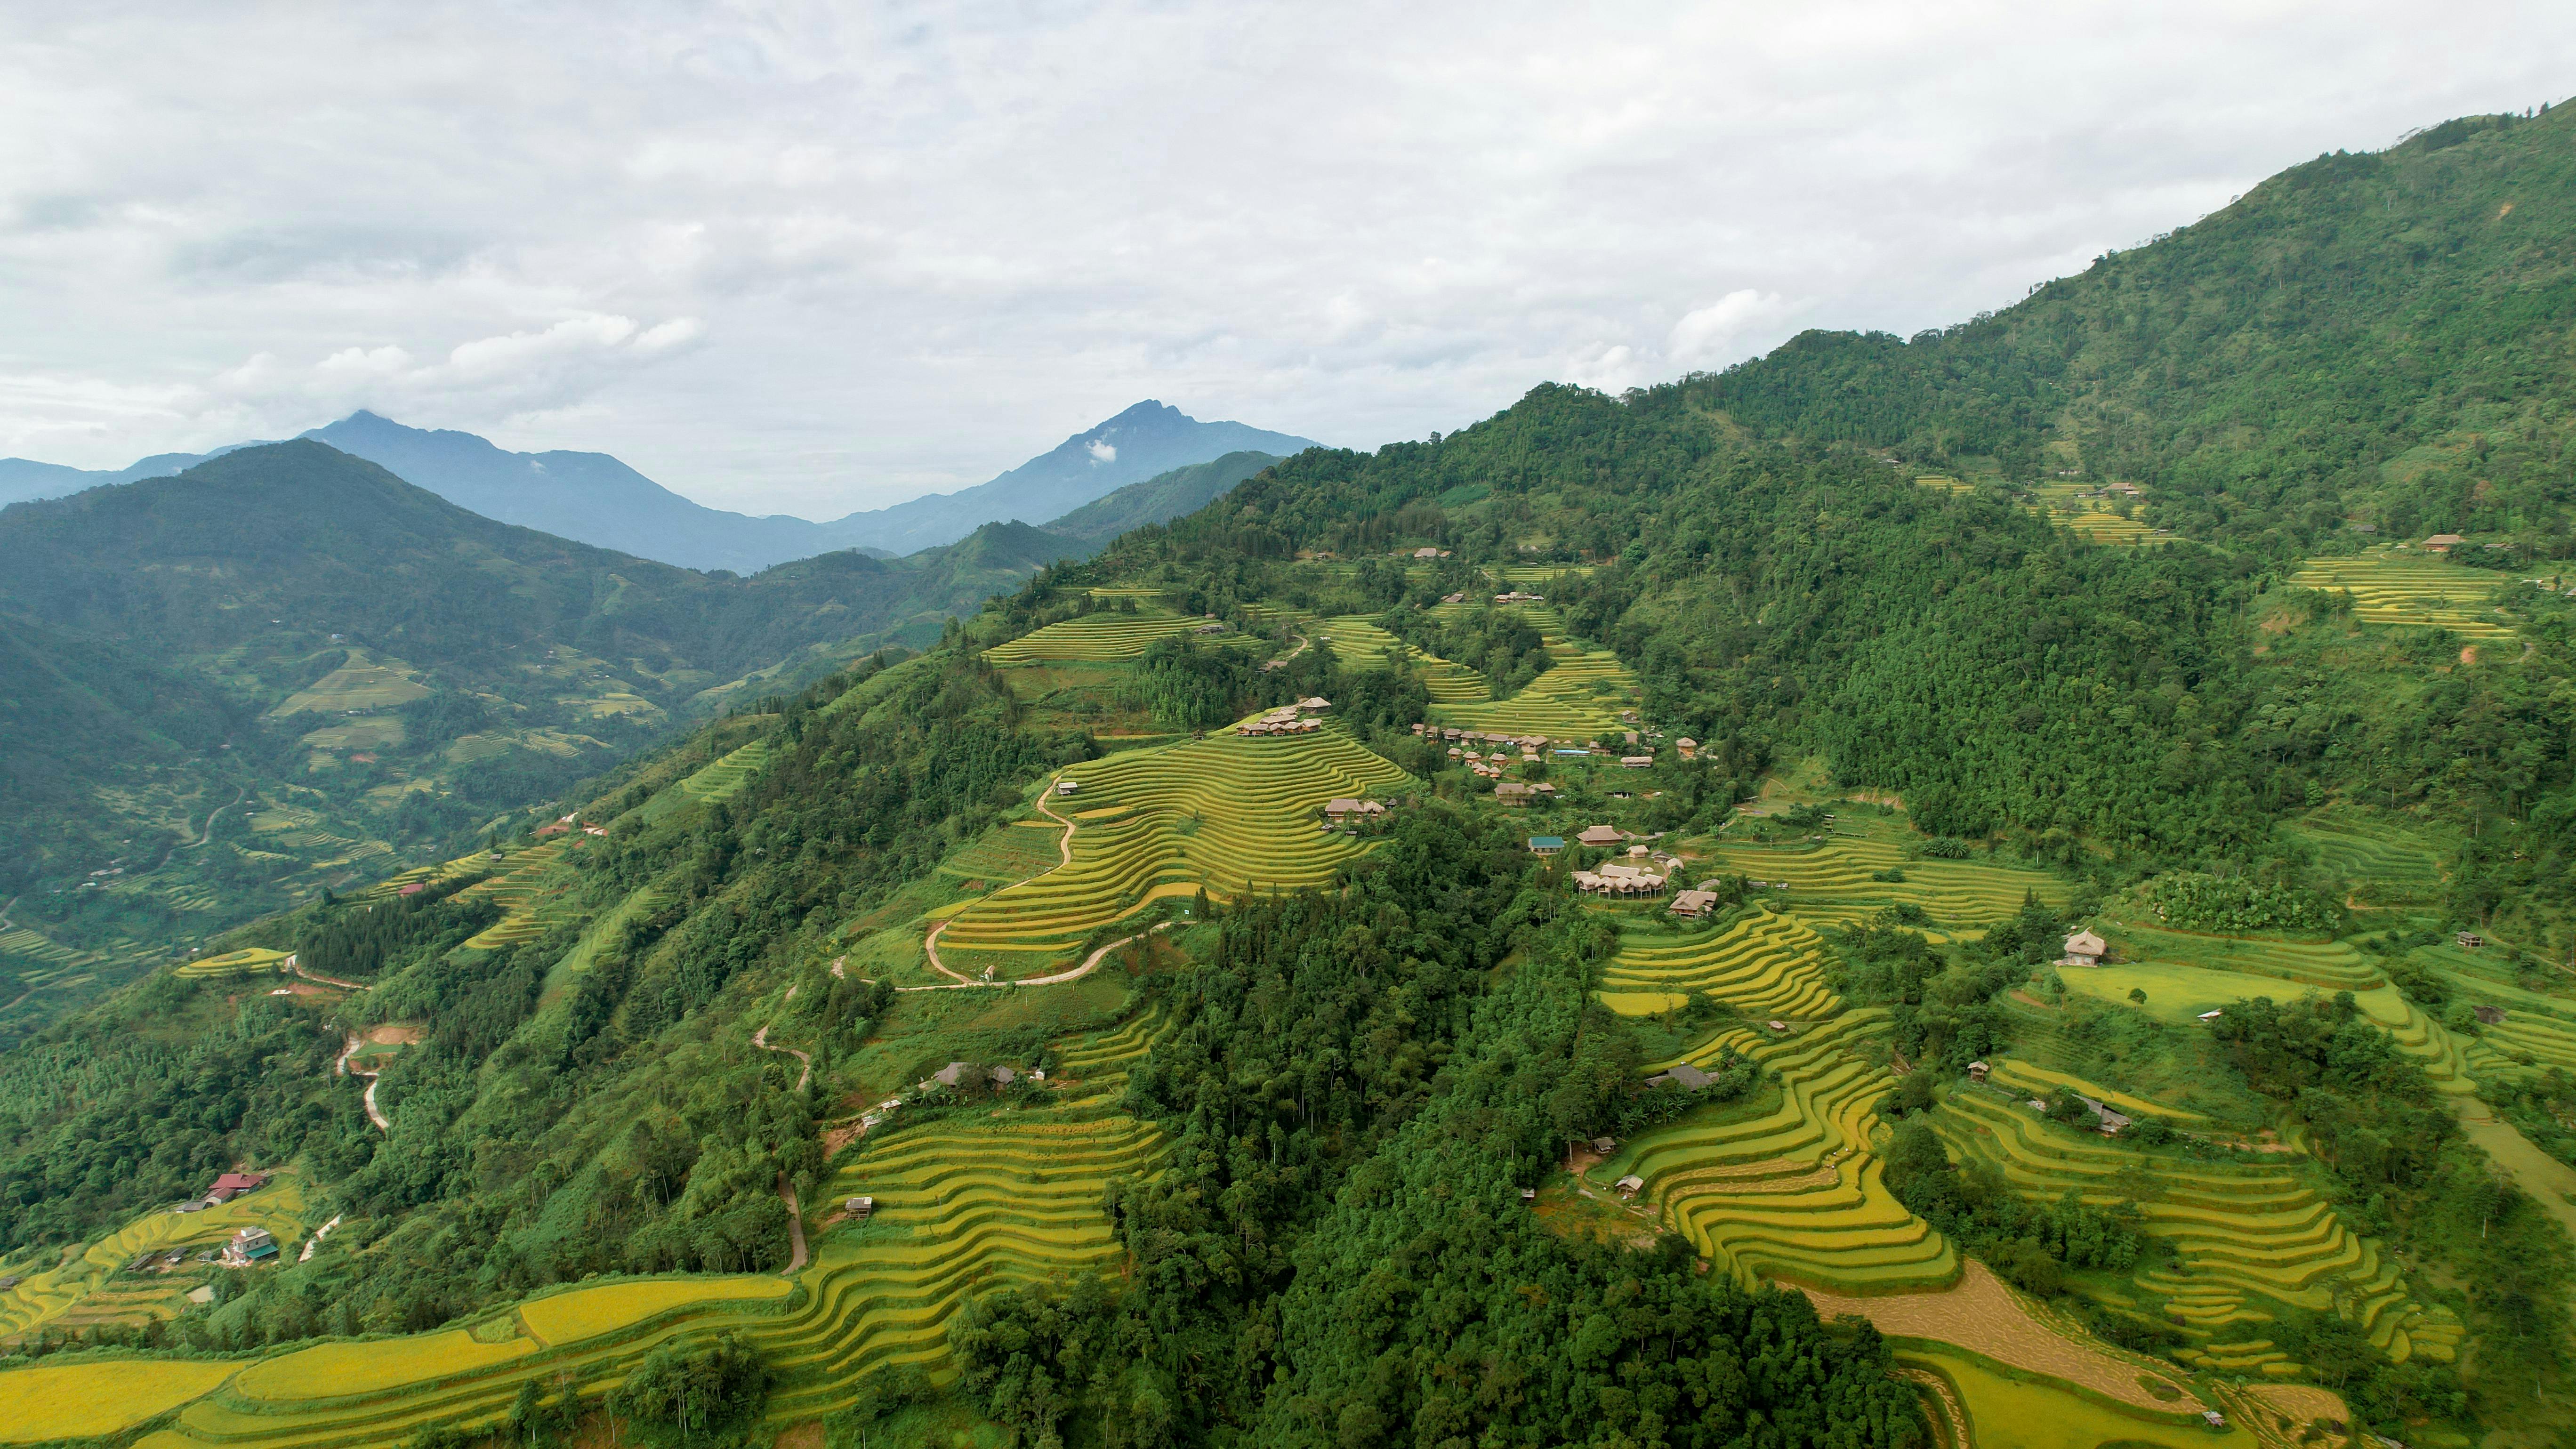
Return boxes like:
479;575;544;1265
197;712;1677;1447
1322;798;1389;826
1241;698;1333;736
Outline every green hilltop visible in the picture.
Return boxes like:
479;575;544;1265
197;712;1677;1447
2;105;2576;1449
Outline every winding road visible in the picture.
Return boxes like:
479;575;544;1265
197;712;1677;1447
336;1033;393;1132
774;1171;808;1274
187;785;251;849
751;1022;813;1093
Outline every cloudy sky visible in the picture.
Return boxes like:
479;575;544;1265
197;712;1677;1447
3;2;2570;517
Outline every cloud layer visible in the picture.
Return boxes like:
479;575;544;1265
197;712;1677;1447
1;2;2570;515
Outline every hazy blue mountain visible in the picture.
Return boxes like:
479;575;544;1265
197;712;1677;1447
1041;449;1281;540
0;402;1317;572
827;402;1315;554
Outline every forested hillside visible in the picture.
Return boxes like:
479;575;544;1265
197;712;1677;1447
0;443;990;1033
3;105;2576;1449
1695;106;2576;555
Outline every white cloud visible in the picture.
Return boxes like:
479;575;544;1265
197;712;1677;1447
1087;439;1117;463
0;2;2569;515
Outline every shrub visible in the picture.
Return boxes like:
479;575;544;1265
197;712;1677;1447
2141;872;2340;934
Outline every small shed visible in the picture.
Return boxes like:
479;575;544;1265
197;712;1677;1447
1966;1061;1990;1082
1591;1136;1616;1155
1766;1020;1789;1034
1615;1175;1645;1200
2198;1010;2225;1023
2456;931;2484;950
2473;1005;2506;1025
1646;1063;1712;1091
2061;931;2107;966
2424;533;2467;553
845;1196;875;1219
1056;780;1079;796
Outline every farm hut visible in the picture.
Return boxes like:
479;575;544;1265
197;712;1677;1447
1413;547;1442;559
1578;825;1627;847
1528;836;1566;856
222;1227;278;1266
1966;1061;1990;1082
1056;780;1079;796
1298;697;1333;713
203;1171;267;1203
1646;1063;1712;1091
2198;1010;2225;1023
2456;931;2484;949
845;1196;875;1219
1193;621;1226;634
2424;533;2466;553
1618;753;1654;769
2077;1097;2132;1135
2474;1005;2506;1025
933;1062;968;1087
1521;1187;1537;1201
1669;890;1719;918
1591;1137;1616;1155
990;1065;1019;1086
2060;931;2107;966
1495;782;1535;805
1615;1175;1645;1200
2203;1413;2227;1429
1442;592;1467;604
1627;844;1651;857
1675;737;1698;758
1765;1020;1789;1034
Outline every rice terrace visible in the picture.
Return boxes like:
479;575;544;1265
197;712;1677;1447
6;84;2576;1449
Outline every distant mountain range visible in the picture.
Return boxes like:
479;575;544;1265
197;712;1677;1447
0;402;1319;572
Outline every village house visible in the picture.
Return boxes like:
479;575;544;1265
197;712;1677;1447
2060;931;2107;967
1619;755;1654;769
1669;889;1720;918
1297;696;1332;713
221;1226;278;1267
845;1196;875;1220
1323;798;1387;824
203;1171;267;1205
1577;824;1627;847
1193;621;1226;635
1493;590;1546;604
1966;1061;1991;1083
1527;836;1566;857
1675;737;1698;759
1645;1062;1712;1091
1495;782;1537;805
2424;533;2467;553
2455;931;2483;949
1055;780;1079;796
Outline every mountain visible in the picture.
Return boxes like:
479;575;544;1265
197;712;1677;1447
0;402;1319;573
0;439;1043;1027
1041;448;1283;541
822;401;1316;555
1693;108;2576;553
10;105;2576;1449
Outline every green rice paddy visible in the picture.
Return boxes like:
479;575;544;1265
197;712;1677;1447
1426;609;1638;739
982;610;1212;664
1931;1088;2463;1375
2287;551;2522;638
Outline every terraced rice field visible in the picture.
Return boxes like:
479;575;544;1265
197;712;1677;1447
1428;614;1638;739
1804;1261;2207;1413
934;731;1410;976
175;947;288;979
2106;927;2389;993
2287;552;2522;637
677;739;772;805
1984;1060;2208;1124
1313;616;1487;702
983;611;1210;664
1597;909;1841;1019
1896;1344;2249;1449
1700;830;2067;938
0;1359;241;1443
1931;1091;2462;1373
128;1019;1174;1449
1603;1009;1958;1294
0;1182;309;1340
451;841;570;951
2281;811;2446;905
